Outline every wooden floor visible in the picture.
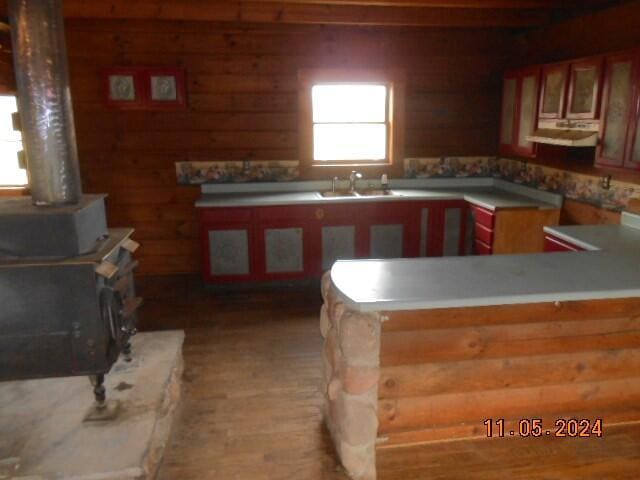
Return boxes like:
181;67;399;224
142;276;640;480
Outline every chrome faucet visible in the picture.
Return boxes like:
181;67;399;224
349;171;363;193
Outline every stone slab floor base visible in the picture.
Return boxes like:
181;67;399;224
0;331;185;480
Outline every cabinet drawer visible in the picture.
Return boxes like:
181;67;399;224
475;239;493;255
470;204;496;229
544;235;585;252
474;222;494;246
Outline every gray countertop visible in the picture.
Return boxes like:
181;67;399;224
544;223;640;253
331;211;640;312
330;251;640;311
196;179;560;211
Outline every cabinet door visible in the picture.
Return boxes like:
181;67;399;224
321;225;356;269
539;63;569;119
624;53;640;170
442;206;464;256
370;224;404;259
263;226;305;275
499;74;518;154
515;68;540;157
596;54;636;167
566;58;602;120
206;227;252;279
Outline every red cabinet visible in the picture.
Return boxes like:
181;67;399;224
499;67;541;158
544;234;586;253
566;57;603;120
200;199;469;283
468;203;496;255
596;52;639;169
539;63;570;120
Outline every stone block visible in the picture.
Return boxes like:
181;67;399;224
341;364;380;396
339;312;381;367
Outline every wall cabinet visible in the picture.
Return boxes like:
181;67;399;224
499;67;540;158
566;58;603;120
596;52;638;168
539;63;569;119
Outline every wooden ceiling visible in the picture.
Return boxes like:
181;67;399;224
0;0;629;28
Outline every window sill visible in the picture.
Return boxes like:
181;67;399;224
0;186;29;197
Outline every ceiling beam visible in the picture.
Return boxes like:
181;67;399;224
246;0;618;8
40;1;554;27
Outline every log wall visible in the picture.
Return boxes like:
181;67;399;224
377;298;640;448
65;19;511;275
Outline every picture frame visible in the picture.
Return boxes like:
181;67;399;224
103;67;145;109
145;67;187;110
102;67;187;110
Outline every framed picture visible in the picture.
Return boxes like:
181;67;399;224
145;68;187;109
103;68;145;109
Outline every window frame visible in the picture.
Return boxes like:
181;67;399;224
0;94;28;190
298;68;405;179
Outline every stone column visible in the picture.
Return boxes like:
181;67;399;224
320;272;381;480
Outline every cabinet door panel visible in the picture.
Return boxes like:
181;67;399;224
264;227;304;273
322;225;356;270
370;224;403;259
628;104;640;169
516;71;539;155
419;208;430;257
500;77;517;148
540;64;568;119
209;229;250;276
567;59;602;119
626;59;640;170
442;208;462;256
597;56;634;167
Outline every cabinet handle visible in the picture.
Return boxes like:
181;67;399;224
315;208;325;220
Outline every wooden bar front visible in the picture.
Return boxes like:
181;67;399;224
321;274;640;480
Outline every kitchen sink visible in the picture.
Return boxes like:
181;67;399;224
319;191;358;198
357;189;397;197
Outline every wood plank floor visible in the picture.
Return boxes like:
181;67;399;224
144;277;640;479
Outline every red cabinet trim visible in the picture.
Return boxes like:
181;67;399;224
543;234;585;253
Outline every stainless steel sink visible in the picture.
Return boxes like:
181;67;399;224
357;189;397;197
319;191;358;198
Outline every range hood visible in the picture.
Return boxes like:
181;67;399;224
526;120;599;148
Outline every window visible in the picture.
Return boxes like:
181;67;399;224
299;69;405;177
312;84;388;162
0;95;26;187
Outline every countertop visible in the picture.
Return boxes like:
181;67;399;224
196;178;561;211
331;211;640;312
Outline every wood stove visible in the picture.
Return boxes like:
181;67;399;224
0;0;141;414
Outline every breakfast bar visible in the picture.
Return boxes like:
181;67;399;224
320;214;640;480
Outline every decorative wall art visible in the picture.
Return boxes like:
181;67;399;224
103;67;186;110
104;68;144;109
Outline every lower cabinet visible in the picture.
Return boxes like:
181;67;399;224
544;234;586;252
468;202;561;255
200;200;469;283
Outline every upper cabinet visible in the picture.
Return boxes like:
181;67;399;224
539;63;569;119
566;58;603;120
539;59;602;121
596;51;640;170
499;67;540;158
499;47;640;173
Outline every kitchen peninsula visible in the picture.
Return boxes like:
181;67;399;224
321;212;640;480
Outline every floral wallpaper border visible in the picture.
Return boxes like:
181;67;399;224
176;157;640;212
176;160;299;184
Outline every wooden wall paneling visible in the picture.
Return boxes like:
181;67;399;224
377;297;640;447
63;19;510;275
